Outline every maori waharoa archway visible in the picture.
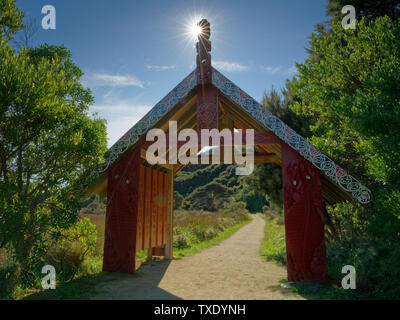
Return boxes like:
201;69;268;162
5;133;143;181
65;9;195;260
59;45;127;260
87;20;371;284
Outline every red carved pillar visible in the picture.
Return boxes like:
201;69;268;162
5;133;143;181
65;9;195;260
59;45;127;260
103;145;141;273
197;84;219;131
281;143;328;283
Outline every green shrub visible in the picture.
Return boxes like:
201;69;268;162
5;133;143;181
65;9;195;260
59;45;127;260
223;199;247;215
45;244;84;282
173;234;191;249
44;218;97;283
326;239;400;299
191;225;218;241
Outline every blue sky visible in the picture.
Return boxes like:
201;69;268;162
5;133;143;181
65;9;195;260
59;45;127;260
16;0;327;146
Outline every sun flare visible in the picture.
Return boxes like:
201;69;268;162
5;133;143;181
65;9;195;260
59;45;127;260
190;23;203;38
173;9;224;54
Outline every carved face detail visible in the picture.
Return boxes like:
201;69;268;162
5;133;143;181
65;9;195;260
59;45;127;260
284;159;318;207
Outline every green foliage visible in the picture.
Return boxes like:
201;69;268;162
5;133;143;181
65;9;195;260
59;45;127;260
292;17;400;187
175;164;265;213
292;16;400;238
44;218;97;282
0;0;23;39
234;189;267;213
173;232;191;250
258;214;286;266
223;199;248;215
326;239;400;299
326;201;368;241
22;274;104;300
175;164;239;197
241;164;283;207
0;1;107;296
173;210;250;249
292;15;400;299
262;84;312;138
184;181;231;211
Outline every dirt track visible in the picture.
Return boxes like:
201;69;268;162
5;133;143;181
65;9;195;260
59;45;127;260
92;215;304;300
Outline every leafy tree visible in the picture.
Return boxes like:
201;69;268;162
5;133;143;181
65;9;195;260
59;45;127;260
240;163;283;208
292;17;400;191
291;17;400;296
0;3;107;284
234;189;268;213
308;0;400;62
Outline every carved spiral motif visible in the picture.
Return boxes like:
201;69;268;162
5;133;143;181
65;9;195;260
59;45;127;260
312;154;338;182
288;135;311;161
265;116;286;141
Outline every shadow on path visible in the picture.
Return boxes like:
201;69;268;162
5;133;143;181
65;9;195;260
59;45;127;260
93;260;182;300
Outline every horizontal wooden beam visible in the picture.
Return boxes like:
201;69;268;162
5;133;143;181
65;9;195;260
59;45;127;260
141;130;280;148
253;154;281;164
142;148;280;166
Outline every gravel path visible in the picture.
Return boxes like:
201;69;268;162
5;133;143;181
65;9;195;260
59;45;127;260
92;215;304;300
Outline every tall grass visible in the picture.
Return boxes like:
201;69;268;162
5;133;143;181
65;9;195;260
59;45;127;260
258;213;287;266
173;210;251;258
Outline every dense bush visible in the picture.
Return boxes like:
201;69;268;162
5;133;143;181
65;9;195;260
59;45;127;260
0;217;97;298
173;233;191;249
44;218;97;282
326;239;400;299
234;189;268;213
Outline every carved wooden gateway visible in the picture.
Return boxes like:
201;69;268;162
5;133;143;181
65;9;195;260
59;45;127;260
88;20;371;283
